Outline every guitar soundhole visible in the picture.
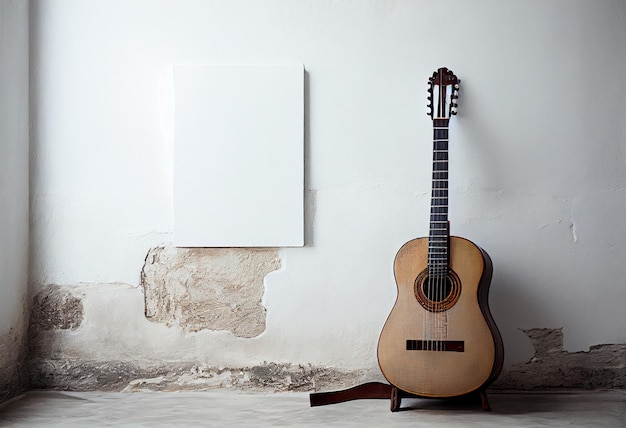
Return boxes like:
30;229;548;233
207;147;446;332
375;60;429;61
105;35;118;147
414;269;461;312
423;276;453;302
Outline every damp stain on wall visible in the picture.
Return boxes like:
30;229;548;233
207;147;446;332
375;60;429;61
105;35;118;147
30;285;84;331
0;328;27;401
0;296;28;402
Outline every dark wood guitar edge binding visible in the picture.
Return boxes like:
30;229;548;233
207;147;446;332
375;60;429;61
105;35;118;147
476;247;505;386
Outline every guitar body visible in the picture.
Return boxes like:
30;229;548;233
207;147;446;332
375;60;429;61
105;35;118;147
377;236;503;397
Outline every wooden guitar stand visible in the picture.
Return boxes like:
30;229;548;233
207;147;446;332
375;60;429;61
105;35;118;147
309;382;491;412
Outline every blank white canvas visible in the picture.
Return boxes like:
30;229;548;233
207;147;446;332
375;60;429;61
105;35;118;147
173;64;304;247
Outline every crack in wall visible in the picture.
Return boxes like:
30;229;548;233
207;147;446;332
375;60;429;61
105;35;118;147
569;218;578;242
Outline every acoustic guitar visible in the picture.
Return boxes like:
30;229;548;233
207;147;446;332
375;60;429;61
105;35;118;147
377;67;504;399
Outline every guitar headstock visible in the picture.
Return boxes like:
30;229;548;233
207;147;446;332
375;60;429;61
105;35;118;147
427;67;460;120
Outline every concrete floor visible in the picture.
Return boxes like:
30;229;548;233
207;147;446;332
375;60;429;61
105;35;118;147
0;390;624;427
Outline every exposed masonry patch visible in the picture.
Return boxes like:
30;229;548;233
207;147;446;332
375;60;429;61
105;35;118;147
28;359;363;393
493;328;626;390
141;247;280;338
30;285;84;331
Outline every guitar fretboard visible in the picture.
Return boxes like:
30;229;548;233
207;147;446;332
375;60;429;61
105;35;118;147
428;118;450;277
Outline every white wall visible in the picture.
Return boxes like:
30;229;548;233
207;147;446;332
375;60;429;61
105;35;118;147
30;0;626;372
0;0;29;395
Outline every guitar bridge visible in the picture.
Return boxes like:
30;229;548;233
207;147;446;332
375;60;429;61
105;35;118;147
406;339;464;352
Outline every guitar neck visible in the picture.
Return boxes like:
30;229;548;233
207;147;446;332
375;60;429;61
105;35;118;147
428;118;450;276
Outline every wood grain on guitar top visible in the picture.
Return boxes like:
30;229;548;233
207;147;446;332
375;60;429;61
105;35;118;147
377;236;502;398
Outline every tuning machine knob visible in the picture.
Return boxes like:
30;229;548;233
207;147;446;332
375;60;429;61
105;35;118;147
450;82;460;115
427;81;434;116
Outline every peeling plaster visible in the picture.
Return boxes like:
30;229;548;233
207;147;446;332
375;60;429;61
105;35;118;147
494;328;626;390
141;247;280;337
28;359;363;393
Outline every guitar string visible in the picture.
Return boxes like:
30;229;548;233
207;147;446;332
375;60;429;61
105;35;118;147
436;80;442;352
437;81;448;351
438;81;450;352
426;79;432;352
433;98;439;351
438;81;446;352
428;75;451;352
